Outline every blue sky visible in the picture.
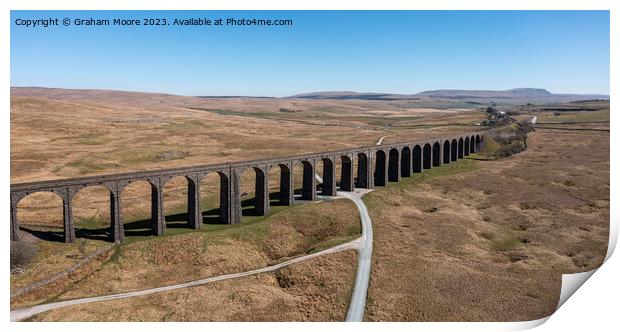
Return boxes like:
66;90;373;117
10;10;609;96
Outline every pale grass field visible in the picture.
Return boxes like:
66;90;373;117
363;122;609;321
12;198;361;310
28;250;358;322
11;88;485;228
11;87;485;321
11;89;609;321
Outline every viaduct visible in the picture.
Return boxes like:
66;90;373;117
10;132;484;244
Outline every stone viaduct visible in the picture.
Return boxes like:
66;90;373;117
10;132;484;244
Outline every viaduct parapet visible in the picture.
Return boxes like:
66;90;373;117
10;132;485;243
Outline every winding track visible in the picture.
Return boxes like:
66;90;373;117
11;129;392;322
11;190;375;322
340;190;373;322
11;115;504;322
10;238;362;321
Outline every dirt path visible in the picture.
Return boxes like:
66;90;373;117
339;190;374;321
10;238;361;322
317;189;374;321
12;189;377;322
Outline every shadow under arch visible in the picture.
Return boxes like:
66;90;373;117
70;185;116;242
269;163;292;206
238;166;269;217
293;160;316;201
161;175;201;230
339;155;354;192
423;143;432;170
16;191;66;243
388;148;400;182
119;179;162;237
412;145;422;173
464;137;471;156
451;139;458;161
401;146;411;177
199;170;231;225
356;152;371;188
374;149;387;186
443;140;451;164
432;142;441;167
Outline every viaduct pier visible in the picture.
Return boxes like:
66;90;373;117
10;132;484;244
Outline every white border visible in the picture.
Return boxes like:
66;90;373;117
2;1;616;331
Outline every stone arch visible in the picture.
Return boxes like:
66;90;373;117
432;142;441;167
14;190;69;243
412;145;422;173
161;175;200;230
238;166;269;217
199;171;231;224
374;150;387;186
476;134;482;152
388;148;400;182
294;160;316;201
470;135;475;153
278;163;292;205
464;137;470;156
320;157;336;196
423;143;432;169
340;155;354;191
451;139;458;161
253;166;269;216
443;140;451;164
356;152;371;188
120;179;163;237
70;184;118;242
458;138;464;158
401;146;412;177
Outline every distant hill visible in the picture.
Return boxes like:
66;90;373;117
289;88;609;104
289;91;409;100
10;86;207;109
11;86;609;110
417;88;553;98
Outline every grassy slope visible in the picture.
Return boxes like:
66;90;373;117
29;250;359;322
11;198;361;309
363;159;479;209
14;158;483;319
537;109;609;123
362;122;609;321
14;159;480;312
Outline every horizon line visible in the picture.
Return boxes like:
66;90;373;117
9;85;611;98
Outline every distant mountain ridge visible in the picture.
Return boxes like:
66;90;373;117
289;88;608;103
417;88;553;98
11;86;609;109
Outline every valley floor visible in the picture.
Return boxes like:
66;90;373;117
364;125;609;321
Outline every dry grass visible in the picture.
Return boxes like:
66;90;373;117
10;235;110;291
16;88;605;322
27;250;357;322
11;88;485;234
537;109;609;124
11;198;361;311
11;88;486;183
363;125;609;321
